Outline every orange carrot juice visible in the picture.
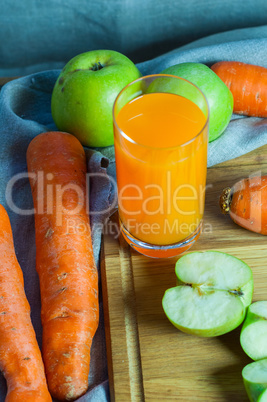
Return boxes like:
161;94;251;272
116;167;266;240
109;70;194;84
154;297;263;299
113;76;209;257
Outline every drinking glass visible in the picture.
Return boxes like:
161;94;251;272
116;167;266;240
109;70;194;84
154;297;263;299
113;74;209;258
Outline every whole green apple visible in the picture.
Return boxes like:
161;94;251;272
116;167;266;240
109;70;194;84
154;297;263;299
161;63;234;142
51;50;141;147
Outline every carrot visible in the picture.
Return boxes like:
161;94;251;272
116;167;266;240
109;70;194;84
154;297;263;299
27;131;99;401
211;61;267;117
220;175;267;235
0;205;51;402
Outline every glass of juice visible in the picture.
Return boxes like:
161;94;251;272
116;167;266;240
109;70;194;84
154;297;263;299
113;74;209;258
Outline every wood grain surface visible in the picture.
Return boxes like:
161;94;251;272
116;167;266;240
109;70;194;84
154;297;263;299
0;77;18;86
101;145;267;402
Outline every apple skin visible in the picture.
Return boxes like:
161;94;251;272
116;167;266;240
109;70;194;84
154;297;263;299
161;63;234;142
51;50;141;147
242;359;267;402
259;389;267;401
240;301;267;361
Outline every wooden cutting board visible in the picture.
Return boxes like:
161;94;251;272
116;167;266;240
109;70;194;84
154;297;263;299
101;145;267;402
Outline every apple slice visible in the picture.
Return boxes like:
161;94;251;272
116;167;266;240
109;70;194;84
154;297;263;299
162;251;253;337
240;301;267;360
259;389;267;402
242;359;267;402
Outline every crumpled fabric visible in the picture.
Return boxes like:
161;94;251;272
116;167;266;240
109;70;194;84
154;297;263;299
0;25;266;401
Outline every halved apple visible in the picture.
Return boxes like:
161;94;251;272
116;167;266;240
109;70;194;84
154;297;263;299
242;359;267;402
240;301;267;360
162;251;253;337
259;389;267;402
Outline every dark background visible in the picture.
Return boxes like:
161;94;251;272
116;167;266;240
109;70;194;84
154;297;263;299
1;0;267;76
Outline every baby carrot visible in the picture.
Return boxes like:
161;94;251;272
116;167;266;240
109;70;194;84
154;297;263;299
0;205;51;402
27;131;99;401
211;61;267;117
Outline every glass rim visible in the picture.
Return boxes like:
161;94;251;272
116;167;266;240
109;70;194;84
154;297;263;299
112;73;210;151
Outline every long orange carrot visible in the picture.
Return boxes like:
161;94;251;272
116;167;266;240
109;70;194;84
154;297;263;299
211;61;267;117
27;131;99;401
0;205;51;402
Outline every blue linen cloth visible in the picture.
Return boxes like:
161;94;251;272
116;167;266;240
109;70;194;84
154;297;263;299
0;25;266;401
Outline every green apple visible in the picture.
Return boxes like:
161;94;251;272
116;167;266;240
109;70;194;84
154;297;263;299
259;389;267;402
161;63;234;142
242;359;267;402
162;251;253;337
51;49;141;147
240;301;267;361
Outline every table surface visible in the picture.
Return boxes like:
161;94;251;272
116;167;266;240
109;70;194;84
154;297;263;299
2;74;266;401
101;144;267;402
0;77;18;86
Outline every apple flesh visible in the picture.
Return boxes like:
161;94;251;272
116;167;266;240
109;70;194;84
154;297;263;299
259;389;267;402
242;359;267;402
162;251;253;337
51;49;141;147
161;62;234;142
240;301;267;361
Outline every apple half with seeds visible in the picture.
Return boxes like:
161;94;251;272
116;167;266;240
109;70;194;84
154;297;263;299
240;301;267;361
242;359;267;402
162;251;253;337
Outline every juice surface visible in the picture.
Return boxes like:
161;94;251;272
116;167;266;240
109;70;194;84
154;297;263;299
114;92;208;246
116;93;206;147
